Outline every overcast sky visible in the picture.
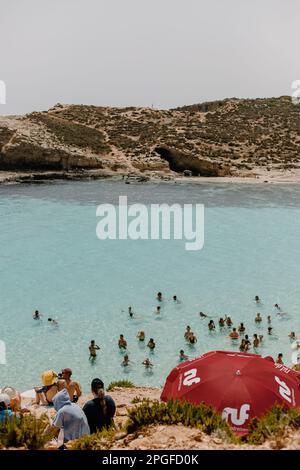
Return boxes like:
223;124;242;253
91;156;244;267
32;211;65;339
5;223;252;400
0;0;300;115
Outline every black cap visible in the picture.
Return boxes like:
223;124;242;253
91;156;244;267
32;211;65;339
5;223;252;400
91;378;104;390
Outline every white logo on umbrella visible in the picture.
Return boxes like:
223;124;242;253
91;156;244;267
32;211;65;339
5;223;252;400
182;368;201;387
274;376;292;403
222;404;251;426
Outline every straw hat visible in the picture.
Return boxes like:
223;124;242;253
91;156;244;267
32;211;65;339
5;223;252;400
41;370;58;386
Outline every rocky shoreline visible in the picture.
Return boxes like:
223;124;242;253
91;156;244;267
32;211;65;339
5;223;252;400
20;386;300;450
1;97;300;184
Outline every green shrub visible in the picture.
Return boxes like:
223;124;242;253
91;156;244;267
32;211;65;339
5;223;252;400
246;405;300;445
0;413;52;450
107;380;135;391
71;427;116;450
125;399;234;440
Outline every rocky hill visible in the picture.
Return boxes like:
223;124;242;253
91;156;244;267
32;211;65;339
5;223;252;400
0;96;300;181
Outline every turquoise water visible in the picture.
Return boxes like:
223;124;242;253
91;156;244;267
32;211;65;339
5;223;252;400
1;180;300;393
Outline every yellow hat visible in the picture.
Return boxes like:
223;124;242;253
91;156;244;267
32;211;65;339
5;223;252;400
42;370;58;386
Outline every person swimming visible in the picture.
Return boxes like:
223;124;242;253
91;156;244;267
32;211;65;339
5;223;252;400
128;306;134;317
118;334;127;350
142;358;153;368
188;332;197;344
156;292;162;302
228;328;239;340
208;320;215;331
276;353;284;364
122;354;130;367
244;334;251;348
289;331;297;341
253;334;260;348
33;310;42;320
274;303;281;310
147;338;156;350
255;295;261;303
268;327;273;335
184;326;191;340
199;312;207;318
267;315;271;324
238;323;245;334
155;306;161;314
218;318;225;328
255;313;262;323
137;331;145;341
172;295;181;303
225;316;233;327
48;318;58;326
89;340;100;359
179;350;189;361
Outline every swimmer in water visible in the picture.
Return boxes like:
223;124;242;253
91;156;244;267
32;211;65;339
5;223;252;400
137;331;145;341
48;318;58;326
255;313;262;323
128;306;134;317
253;334;260;348
89;340;100;360
199;312;207;318
239;339;247;352
255;295;260;303
267;315;271;324
225;316;233;327
268;327;273;335
228;328;239;340
188;332;197;344
147;338;156;350
276;353;284;365
118;334;127;350
244;334;251;348
142;358;153;368
289;331;297;341
172;295;181;303
218;318;225;328
274;303;281;311
33;310;42;320
238;323;245;334
208;320;215;331
122;354;130;367
157;292;162;302
155;306;161;314
179;350;189;361
184;326;191;340
259;335;264;344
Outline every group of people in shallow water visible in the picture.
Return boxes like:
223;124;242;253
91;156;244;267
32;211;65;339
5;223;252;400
0;371;116;449
32;293;299;380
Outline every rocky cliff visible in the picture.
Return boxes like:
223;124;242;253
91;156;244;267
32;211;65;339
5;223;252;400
0;96;299;179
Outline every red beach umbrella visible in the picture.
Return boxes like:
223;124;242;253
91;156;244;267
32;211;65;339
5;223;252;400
161;351;300;434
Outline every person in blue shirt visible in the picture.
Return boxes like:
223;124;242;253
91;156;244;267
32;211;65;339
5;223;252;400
47;389;90;444
0;393;14;424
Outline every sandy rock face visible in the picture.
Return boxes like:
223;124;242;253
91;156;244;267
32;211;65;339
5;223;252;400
1;97;299;179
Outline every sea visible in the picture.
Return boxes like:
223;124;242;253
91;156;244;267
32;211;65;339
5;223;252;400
1;179;300;392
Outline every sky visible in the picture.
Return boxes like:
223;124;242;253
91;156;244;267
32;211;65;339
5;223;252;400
0;0;300;115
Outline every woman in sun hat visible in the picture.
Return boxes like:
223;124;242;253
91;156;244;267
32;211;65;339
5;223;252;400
34;370;65;406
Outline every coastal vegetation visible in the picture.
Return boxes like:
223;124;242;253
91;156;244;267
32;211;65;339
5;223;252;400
1;97;300;178
107;380;135;391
